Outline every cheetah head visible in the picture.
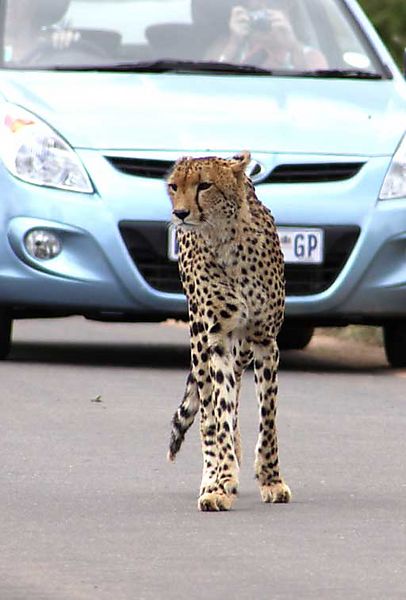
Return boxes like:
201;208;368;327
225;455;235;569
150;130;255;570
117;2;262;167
167;152;251;230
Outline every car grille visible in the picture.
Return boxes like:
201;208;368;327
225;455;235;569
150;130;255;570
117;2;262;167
107;157;174;179
119;222;360;296
107;156;364;183
262;162;364;183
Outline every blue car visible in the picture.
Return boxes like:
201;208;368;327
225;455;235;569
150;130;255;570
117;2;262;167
0;0;405;366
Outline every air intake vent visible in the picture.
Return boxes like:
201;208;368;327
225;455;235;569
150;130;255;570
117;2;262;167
107;157;364;183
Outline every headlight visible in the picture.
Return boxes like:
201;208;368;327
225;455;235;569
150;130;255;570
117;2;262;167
0;103;93;193
379;133;406;200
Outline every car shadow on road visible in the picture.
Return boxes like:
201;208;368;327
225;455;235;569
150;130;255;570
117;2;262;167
280;350;388;373
8;341;191;369
7;338;390;373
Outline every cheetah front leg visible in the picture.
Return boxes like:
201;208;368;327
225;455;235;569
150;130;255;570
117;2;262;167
198;336;240;512
253;338;291;504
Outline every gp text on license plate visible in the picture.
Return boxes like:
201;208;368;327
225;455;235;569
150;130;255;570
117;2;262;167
168;226;324;264
277;227;324;264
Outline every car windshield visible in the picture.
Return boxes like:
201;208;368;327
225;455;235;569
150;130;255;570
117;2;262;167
1;0;386;77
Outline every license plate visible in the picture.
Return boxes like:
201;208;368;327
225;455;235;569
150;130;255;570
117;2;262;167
277;227;324;264
168;226;324;264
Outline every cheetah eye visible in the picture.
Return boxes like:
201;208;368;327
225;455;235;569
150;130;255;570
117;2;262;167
197;182;212;192
168;183;177;192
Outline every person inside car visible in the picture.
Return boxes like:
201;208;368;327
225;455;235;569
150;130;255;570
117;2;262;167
206;0;327;70
4;0;79;65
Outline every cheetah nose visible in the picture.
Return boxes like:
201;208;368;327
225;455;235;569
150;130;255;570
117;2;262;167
173;209;190;221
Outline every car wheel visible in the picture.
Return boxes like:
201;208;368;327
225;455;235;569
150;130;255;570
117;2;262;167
277;324;314;350
383;322;406;368
0;310;12;360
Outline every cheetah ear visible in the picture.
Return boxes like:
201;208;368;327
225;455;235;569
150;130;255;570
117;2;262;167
229;151;251;174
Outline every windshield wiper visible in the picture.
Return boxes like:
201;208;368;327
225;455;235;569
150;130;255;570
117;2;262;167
51;59;273;75
43;61;386;79
296;68;385;80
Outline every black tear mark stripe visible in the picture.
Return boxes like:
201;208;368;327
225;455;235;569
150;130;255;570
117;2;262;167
194;180;221;215
192;171;203;214
195;186;203;214
194;177;213;215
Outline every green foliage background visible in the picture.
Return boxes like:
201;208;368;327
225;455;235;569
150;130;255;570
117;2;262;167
358;0;406;67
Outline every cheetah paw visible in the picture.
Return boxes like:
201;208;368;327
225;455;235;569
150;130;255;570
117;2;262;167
260;482;292;504
198;491;235;512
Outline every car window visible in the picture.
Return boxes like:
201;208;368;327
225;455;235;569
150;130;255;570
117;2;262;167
1;0;386;76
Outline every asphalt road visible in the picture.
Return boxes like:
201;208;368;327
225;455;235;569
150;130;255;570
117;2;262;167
1;318;405;600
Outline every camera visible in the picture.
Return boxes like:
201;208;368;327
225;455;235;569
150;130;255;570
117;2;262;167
248;9;272;33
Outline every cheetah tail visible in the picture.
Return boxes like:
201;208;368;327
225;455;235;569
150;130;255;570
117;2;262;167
167;371;199;462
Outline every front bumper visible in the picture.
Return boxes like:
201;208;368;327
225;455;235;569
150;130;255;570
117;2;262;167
1;151;406;324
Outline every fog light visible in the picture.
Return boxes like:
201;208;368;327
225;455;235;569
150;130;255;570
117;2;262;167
24;229;62;260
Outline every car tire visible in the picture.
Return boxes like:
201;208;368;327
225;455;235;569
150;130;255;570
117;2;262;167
0;310;12;360
383;322;406;368
278;324;314;350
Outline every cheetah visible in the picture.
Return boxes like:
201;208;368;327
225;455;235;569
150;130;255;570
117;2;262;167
166;151;291;511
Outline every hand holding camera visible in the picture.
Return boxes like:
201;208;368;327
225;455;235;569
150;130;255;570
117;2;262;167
213;2;327;70
229;6;297;48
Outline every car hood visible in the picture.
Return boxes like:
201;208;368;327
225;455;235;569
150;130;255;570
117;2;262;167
1;70;406;156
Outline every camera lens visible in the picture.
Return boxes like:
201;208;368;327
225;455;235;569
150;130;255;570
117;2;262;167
249;10;272;33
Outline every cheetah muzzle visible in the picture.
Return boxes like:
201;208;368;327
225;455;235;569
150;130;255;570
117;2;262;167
166;151;291;511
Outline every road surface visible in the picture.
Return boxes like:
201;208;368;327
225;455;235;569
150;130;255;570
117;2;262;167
1;318;405;600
